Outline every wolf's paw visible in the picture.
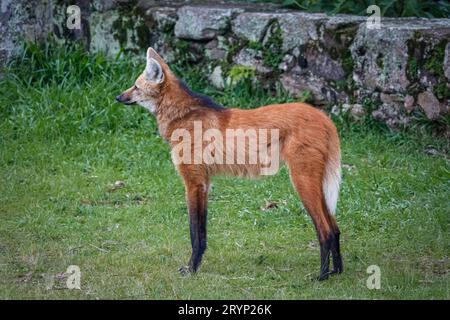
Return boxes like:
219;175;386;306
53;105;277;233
316;272;330;281
178;266;192;276
330;267;343;275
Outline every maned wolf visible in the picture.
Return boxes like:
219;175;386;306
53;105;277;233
116;48;342;281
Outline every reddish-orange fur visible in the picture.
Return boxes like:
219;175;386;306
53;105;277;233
117;48;343;280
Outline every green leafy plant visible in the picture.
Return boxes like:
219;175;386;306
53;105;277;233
261;23;284;70
227;65;256;85
423;41;450;100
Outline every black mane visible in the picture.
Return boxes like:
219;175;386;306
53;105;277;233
178;80;225;111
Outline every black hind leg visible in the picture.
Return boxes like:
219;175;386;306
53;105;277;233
330;229;343;275
317;234;332;281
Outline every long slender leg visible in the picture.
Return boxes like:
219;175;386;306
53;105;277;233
330;230;343;274
291;173;333;280
179;180;208;275
329;217;343;274
320;200;343;275
287;150;335;281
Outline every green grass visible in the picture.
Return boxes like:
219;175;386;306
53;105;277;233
0;43;449;299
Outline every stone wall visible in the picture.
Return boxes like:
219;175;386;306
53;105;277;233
0;0;53;65
1;0;449;128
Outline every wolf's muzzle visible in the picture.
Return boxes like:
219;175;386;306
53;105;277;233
115;95;136;105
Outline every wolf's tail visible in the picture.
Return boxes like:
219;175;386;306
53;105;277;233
322;134;341;215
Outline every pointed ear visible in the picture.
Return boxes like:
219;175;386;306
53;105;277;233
147;47;163;62
145;57;164;84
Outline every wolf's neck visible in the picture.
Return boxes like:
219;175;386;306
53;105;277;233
155;79;223;141
155;103;192;141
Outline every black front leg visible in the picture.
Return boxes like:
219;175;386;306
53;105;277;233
179;183;208;275
187;210;207;272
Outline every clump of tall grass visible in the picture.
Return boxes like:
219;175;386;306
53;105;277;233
0;41;150;140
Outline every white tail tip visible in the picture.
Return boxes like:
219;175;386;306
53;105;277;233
323;157;341;215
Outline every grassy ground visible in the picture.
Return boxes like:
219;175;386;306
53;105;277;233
0;44;449;299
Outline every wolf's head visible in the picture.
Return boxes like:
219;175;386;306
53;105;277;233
116;47;169;113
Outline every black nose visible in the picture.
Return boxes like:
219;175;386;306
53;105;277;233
115;95;122;102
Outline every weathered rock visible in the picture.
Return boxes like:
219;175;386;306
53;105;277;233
92;0;117;12
209;65;225;89
280;67;339;105
205;39;217;49
324;14;367;29
305;46;345;81
372;101;410;129
332;103;366;120
207;48;226;60
144;7;178;63
351;23;410;92
380;93;405;110
204;39;227;60
174;6;243;40
419;69;439;88
404;95;415;113
320;15;363;77
278;54;295;72
350;103;366;119
233;48;272;74
216;36;229;50
372;104;409;129
292;47;301;58
146;7;178;32
278;12;326;51
232;12;273;42
417;91;442;120
89;11;122;56
0;0;53;67
321;15;365;55
351;19;450;93
90;8;148;57
233;11;326;51
445;42;450;81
